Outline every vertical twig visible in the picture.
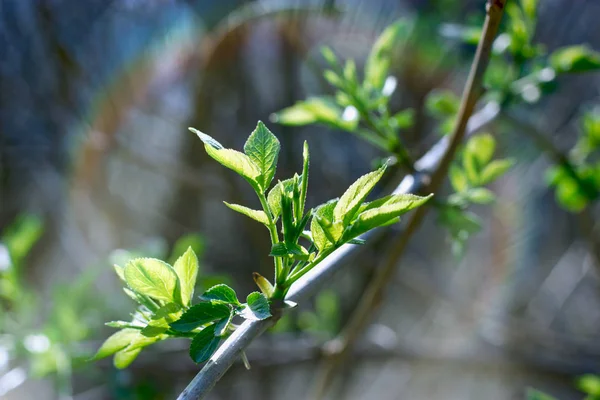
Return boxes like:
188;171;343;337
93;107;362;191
311;1;508;397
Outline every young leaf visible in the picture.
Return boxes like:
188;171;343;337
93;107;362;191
310;200;339;251
253;272;274;297
125;332;166;351
113;264;126;282
242;292;272;321
267;178;296;219
465;188;496;204
170;302;231;332
200;284;240;305
173;247;198;307
365;19;410;90
91;328;138;360
479;159;515;184
299;141;310;217
550;45;600;73
114;347;142;369
214;313;234;337
123;288;160;312
243;121;280;189
449;165;469;193
151;302;183;320
346;194;432;239
334;166;386;226
190;128;260;186
140;320;169;337
224;202;269;225
466;134;496;166
124;258;179;304
189;325;221;363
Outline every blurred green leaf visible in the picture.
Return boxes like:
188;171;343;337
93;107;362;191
480;159;515;185
2;214;43;270
426;89;460;118
577;374;600;396
465;188;496;204
365;19;410;90
525;388;558;400
550;45;600;73
91;329;138;361
449;165;469;193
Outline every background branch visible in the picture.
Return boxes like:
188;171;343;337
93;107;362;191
312;0;508;396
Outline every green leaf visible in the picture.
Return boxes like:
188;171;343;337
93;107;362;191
449;165;469;193
365;19;410;90
299;141;310;217
214;313;233;337
169;233;204;266
346;194;432;239
479;159;515;184
114;347;142;369
390;109;415;130
310;200;339;251
272;97;356;131
172;247;198;307
189;325;221;363
334;166;386;226
123;288;160;312
267;178;296;219
105;321;143;329
244;121;281;189
426;89;460;118
126;332;165;351
253;272;274;297
124;258;179;304
113;264;126;282
91;329;139;360
190;128;260;187
550;45;600;73
170;302;231;332
465;133;496;166
2;214;43;269
465;188;496;204
525;388;558;400
242;292;271;321
140;321;169;337
200;284;240;305
321;46;339;68
520;0;538;20
151;302;182;320
224;202;269;225
577;374;600;396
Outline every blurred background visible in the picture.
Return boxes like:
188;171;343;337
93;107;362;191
1;0;600;399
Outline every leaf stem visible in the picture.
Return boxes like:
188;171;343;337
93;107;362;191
257;192;284;283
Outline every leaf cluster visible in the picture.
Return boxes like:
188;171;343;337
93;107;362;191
272;19;415;158
547;108;600;212
438;133;514;255
193;122;431;298
95;248;271;367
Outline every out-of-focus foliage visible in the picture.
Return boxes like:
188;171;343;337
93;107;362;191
273;19;416;165
546;107;600;212
527;374;600;400
438;134;515;255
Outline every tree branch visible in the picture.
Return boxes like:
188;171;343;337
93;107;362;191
176;100;499;400
312;0;508;396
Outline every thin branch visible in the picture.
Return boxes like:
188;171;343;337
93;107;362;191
312;0;508;397
176;100;499;400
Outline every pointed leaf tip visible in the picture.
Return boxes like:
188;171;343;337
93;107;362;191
189;128;224;149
